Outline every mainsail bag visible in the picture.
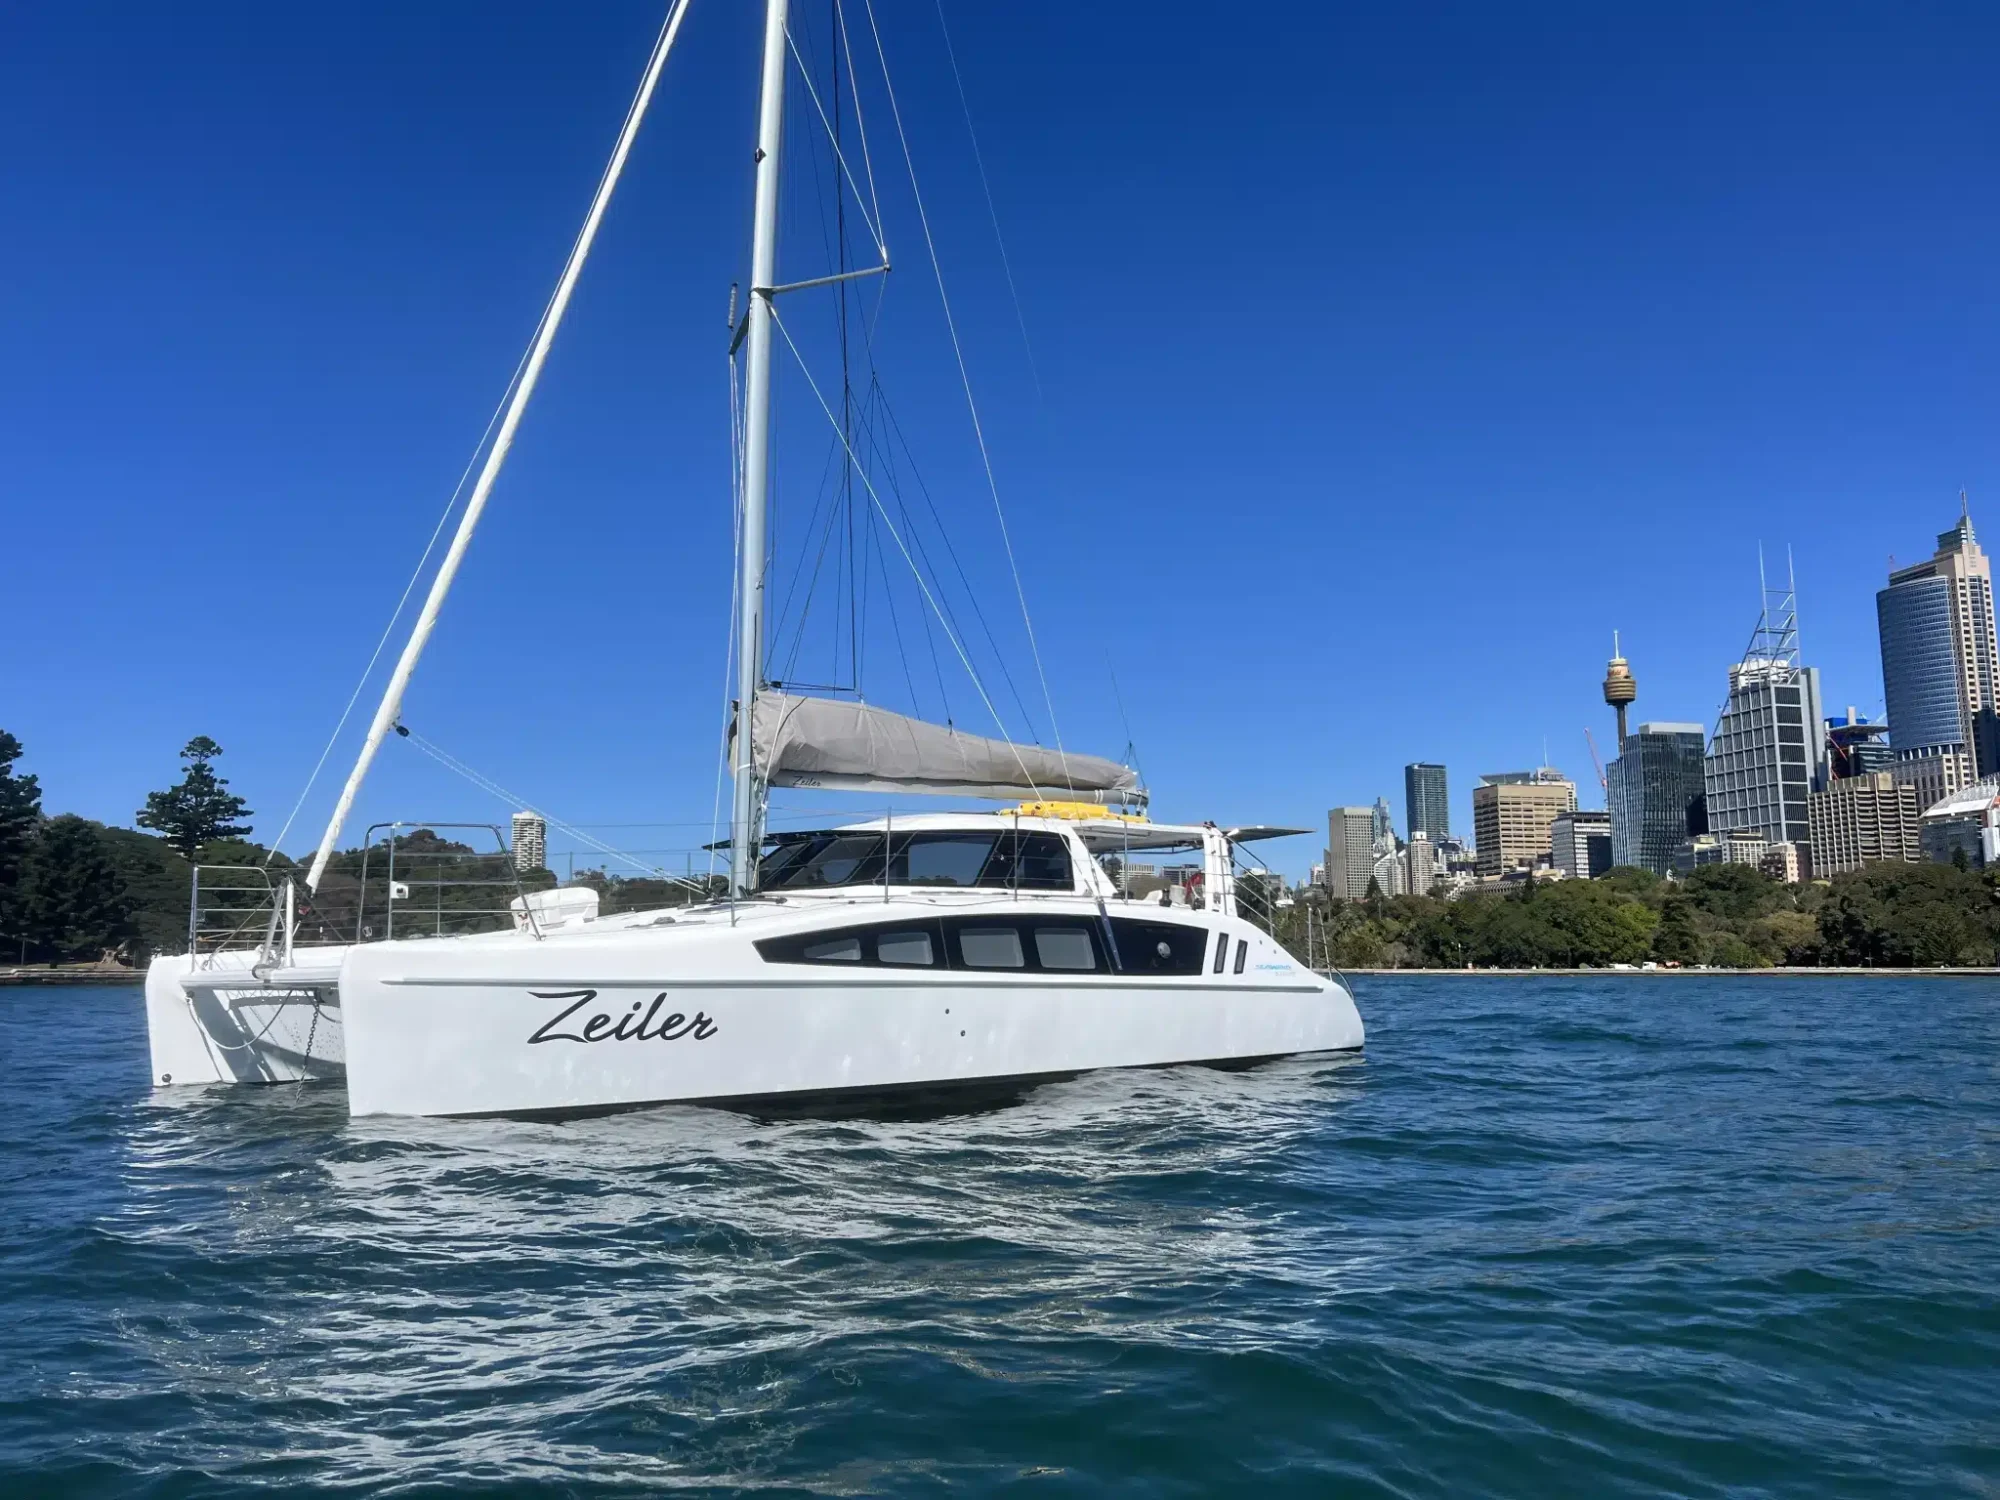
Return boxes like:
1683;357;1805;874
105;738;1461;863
735;693;1144;804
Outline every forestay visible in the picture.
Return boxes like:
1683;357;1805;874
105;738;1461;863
738;693;1144;804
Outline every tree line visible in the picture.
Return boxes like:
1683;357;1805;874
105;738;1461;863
1;730;263;963
1247;859;2000;970
8;723;2000;969
0;728;717;966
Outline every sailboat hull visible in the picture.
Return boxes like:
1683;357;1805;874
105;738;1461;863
337;904;1362;1118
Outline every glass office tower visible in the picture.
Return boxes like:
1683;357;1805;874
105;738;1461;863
1608;723;1708;874
1404;763;1449;841
1878;572;1968;753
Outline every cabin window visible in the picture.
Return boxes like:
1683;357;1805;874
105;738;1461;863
1234;939;1248;974
898;835;997;888
1212;930;1229;973
802;935;862;962
958;926;1026;969
761;834;886;890
877;930;935;967
758;829;1073;892
1033;926;1098;971
1106;918;1209;976
981;831;1074;891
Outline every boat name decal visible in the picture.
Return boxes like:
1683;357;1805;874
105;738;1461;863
527;989;719;1045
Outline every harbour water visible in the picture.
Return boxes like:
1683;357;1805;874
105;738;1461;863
3;977;1996;1497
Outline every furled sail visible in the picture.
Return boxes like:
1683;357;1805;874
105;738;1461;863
736;693;1145;804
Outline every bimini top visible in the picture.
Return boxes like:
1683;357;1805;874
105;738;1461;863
739;693;1145;805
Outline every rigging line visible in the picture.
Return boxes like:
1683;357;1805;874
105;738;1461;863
859;0;1072;791
931;0;1042;401
783;26;888;258
866;497;924;715
769;305;1043;797
265;327;544;860
1105;654;1147;787
832;0;886;256
854;402;981;723
856;383;946;718
775;456;852;685
767;414;849;672
398;726;701;889
866;373;1038;736
860;401;986;729
305;0;692;890
831;1;861;700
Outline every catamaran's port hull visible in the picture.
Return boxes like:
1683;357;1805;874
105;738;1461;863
145;952;347;1087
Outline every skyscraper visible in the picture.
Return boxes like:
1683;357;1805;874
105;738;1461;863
1472;769;1576;876
1608;722;1707;874
510;811;548;873
1878;498;1999;782
1405;832;1436;896
1808;772;1920;877
1325;807;1375;901
1371;796;1395;845
1704;569;1825;856
1404;763;1449;841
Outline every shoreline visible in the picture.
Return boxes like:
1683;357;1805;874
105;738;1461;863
1;965;146;987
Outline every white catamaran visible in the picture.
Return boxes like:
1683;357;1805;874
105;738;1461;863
143;0;1364;1118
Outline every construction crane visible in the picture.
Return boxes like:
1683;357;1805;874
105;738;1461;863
1584;726;1609;794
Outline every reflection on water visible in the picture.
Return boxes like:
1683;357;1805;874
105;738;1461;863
6;981;1999;1497
103;1055;1374;1489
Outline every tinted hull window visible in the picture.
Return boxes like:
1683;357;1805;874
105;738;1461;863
758;830;1074;892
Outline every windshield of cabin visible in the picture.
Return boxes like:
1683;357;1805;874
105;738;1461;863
758;830;1073;892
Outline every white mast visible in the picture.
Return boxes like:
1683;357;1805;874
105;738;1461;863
304;2;691;894
729;0;791;895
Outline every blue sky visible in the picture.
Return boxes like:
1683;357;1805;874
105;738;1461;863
5;2;1998;877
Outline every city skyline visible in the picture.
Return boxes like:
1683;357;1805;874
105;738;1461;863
1332;500;2000;882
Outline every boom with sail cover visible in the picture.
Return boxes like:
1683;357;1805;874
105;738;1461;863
736;693;1145;805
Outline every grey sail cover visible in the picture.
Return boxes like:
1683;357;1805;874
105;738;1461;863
738;693;1145;804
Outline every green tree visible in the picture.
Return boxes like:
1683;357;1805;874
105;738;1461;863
1533;880;1657;965
97;826;193;960
0;730;43;952
1746;908;1820;966
24;816;135;962
1818;862;2000;967
1682;863;1781;923
137;736;252;860
1653;896;1704;964
1598;866;1663;899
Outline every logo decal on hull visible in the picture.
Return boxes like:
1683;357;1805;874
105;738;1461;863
527;989;719;1045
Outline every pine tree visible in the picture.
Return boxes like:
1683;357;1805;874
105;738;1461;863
24;816;135;962
137;736;252;860
0;730;42;953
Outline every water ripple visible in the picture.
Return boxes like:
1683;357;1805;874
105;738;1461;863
2;978;1997;1496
